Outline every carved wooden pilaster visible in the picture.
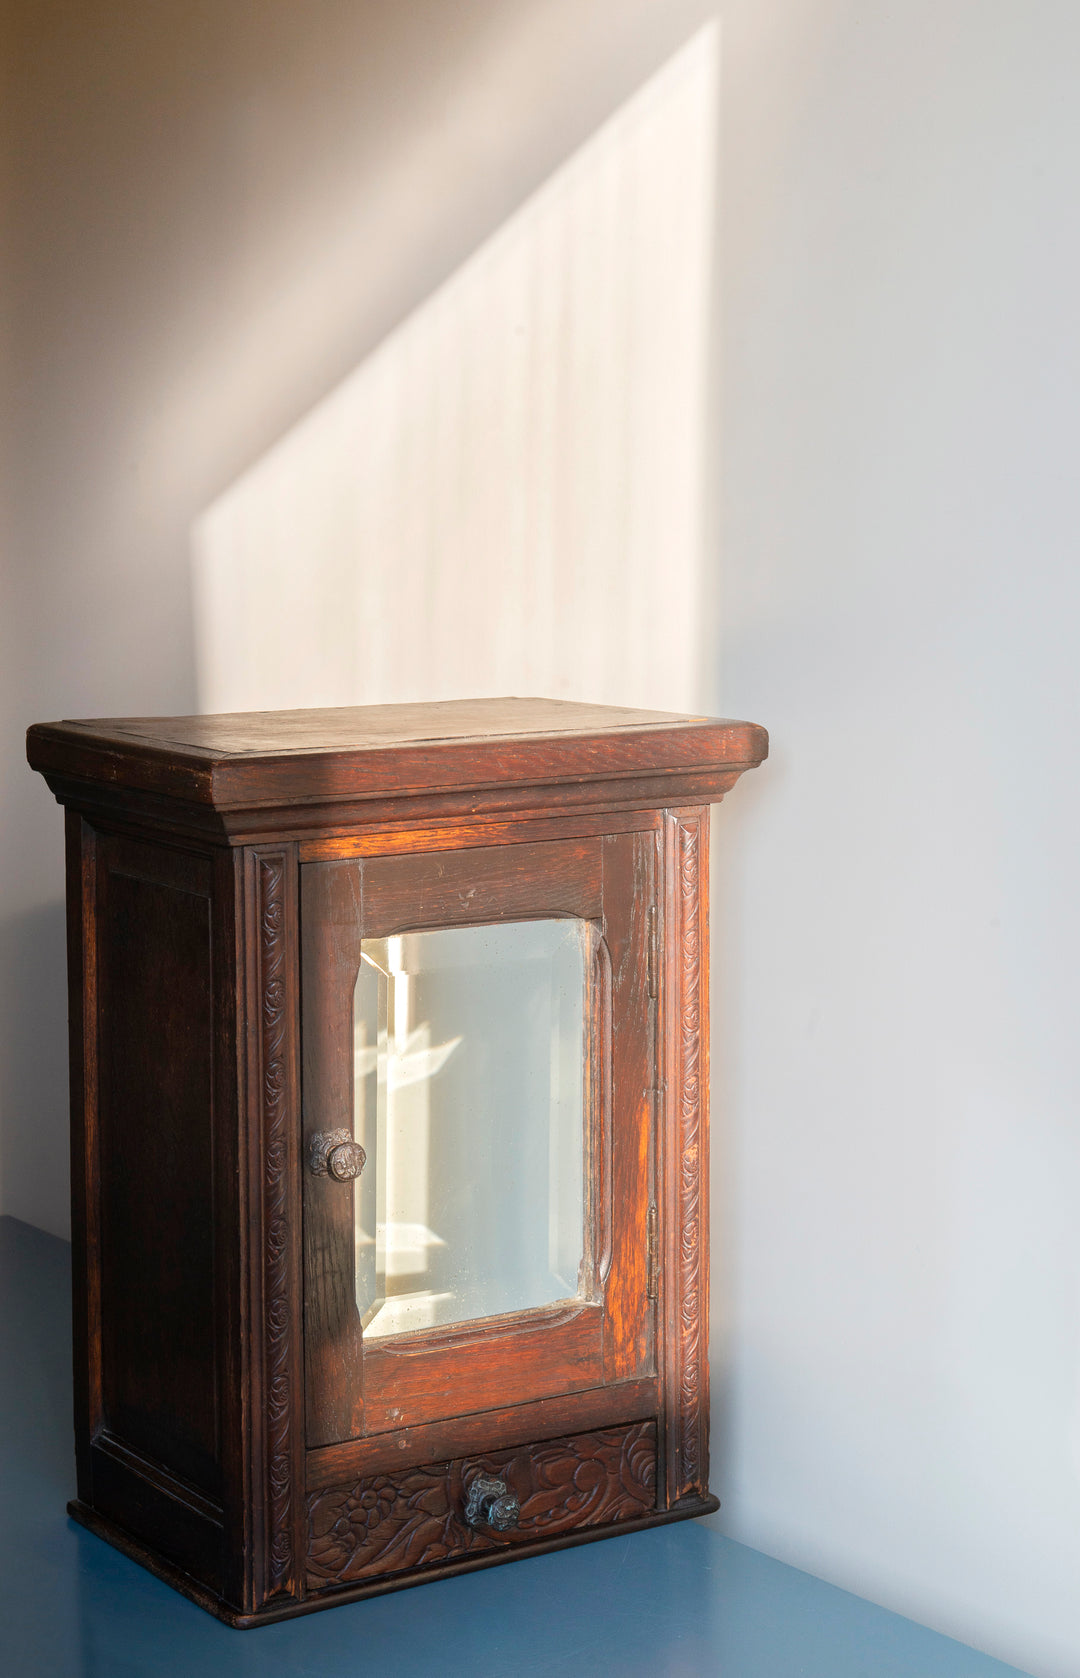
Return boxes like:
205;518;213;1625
250;847;304;1602
659;808;710;1506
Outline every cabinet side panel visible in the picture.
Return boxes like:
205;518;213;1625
213;846;248;1612
97;837;220;1498
65;812;99;1500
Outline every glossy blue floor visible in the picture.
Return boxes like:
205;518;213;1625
1;1216;1029;1678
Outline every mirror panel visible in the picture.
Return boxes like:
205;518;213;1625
352;918;590;1338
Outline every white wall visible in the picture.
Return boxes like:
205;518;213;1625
193;30;719;716
4;4;1080;1676
0;0;718;1238
712;5;1080;1676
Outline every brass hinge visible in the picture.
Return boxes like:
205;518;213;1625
646;1204;659;1300
647;905;658;998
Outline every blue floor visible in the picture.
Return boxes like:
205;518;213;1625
0;1215;1031;1678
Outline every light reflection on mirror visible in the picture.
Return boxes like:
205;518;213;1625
353;919;590;1338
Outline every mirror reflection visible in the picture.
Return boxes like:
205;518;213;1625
352;918;589;1337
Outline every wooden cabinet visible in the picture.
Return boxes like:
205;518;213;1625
27;697;767;1625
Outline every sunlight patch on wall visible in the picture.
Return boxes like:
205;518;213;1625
192;26;719;714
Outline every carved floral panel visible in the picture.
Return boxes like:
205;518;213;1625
307;1420;656;1588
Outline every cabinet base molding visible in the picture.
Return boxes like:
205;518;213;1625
69;1493;721;1628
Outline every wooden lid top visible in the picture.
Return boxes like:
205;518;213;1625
27;697;768;812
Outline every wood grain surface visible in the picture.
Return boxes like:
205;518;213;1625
27;698;768;812
306;1421;657;1589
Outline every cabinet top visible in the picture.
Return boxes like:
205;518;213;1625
27;696;768;819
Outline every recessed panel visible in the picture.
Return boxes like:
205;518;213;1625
98;856;219;1498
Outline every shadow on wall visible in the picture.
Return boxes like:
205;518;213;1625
0;904;69;1237
191;26;721;718
706;753;777;1503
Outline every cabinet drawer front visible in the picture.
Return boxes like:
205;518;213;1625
306;1420;656;1588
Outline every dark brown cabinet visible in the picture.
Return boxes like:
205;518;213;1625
27;697;766;1625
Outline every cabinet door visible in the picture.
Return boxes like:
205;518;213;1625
301;833;656;1448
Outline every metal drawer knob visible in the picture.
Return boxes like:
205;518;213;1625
464;1474;520;1533
309;1129;367;1182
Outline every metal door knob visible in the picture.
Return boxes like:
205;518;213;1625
309;1129;366;1182
464;1474;520;1532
